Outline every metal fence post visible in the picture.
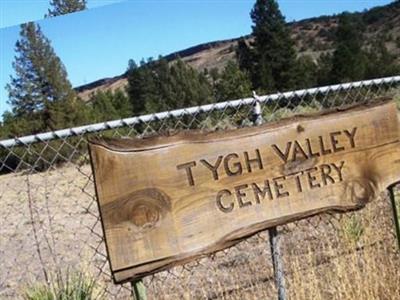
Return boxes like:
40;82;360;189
131;279;147;300
269;227;287;300
388;184;400;250
252;93;287;300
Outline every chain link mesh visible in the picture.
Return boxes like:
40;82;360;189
1;77;400;299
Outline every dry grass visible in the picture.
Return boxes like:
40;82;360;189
285;206;400;299
138;190;400;300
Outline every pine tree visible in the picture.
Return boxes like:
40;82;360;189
46;0;87;17
292;55;317;89
0;111;43;137
127;58;214;114
112;89;133;118
6;22;77;131
206;67;220;93
89;89;133;121
316;53;333;86
236;37;253;74
329;14;366;83
364;37;400;79
126;59;158;115
249;0;298;92
164;59;214;109
91;91;119;122
215;61;252;102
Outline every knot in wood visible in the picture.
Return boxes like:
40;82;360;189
346;178;376;205
103;188;171;233
297;124;305;133
131;204;160;229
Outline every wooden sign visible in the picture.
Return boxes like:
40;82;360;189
89;100;400;283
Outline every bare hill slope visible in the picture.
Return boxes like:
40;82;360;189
76;2;400;100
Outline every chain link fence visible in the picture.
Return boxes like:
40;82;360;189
1;76;400;299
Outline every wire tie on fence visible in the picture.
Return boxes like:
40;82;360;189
16;138;27;147
34;135;44;143
70;128;81;136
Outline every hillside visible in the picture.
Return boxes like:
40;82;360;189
76;1;400;100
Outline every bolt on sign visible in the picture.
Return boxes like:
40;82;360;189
89;100;400;283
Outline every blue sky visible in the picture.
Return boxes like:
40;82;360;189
0;0;394;116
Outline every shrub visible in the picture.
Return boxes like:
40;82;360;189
342;215;364;244
24;271;101;300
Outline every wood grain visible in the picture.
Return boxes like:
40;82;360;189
88;100;400;283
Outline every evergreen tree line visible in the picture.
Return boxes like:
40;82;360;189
1;0;400;142
237;0;400;94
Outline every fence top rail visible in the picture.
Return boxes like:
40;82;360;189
1;75;399;148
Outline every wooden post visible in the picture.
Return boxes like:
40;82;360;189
388;184;400;250
131;280;147;300
252;96;287;300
